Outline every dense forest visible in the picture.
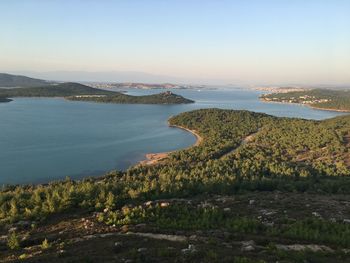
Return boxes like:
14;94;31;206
261;89;350;112
1;109;350;262
0;82;194;105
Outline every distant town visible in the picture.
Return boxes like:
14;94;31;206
86;82;205;90
261;94;331;105
260;88;350;112
254;86;307;93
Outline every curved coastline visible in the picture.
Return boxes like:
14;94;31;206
260;98;350;113
308;105;350;113
138;124;203;166
168;124;203;147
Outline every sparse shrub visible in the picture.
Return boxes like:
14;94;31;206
7;232;20;250
41;238;51;250
18;253;28;260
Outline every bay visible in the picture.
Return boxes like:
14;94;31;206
0;87;345;184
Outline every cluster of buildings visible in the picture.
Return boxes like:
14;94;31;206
263;94;330;104
86;82;186;90
73;95;107;98
255;86;306;93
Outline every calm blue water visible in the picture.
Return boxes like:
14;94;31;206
0;88;346;184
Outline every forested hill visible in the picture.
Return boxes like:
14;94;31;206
0;73;50;87
67;90;195;104
261;89;350;112
1;109;350;262
0;82;116;97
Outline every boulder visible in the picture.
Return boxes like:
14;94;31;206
241;240;256;252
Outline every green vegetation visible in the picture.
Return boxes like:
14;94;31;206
67;90;194;104
41;238;51;250
1;109;349;224
0;82;115;98
101;203;350;246
0;82;194;104
1;108;350;261
0;73;50;88
7;232;20;250
261;89;350;111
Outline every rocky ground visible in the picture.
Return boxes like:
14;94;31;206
1;192;350;262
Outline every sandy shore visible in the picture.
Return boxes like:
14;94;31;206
138;124;203;166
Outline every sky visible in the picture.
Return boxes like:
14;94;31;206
1;0;349;85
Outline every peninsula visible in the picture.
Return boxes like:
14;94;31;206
1;109;350;262
0;82;194;105
260;88;350;112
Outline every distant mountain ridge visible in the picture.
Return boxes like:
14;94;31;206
0;73;51;87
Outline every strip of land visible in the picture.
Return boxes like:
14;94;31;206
260;88;350;112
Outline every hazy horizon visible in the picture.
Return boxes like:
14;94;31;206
1;0;349;86
2;70;350;88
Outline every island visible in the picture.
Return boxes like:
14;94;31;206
1;109;350;262
260;88;350;112
0;82;194;105
67;90;194;104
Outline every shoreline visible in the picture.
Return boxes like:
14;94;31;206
138;124;203;166
308;105;350;113
260;98;350;113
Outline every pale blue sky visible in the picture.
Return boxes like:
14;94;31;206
1;0;349;85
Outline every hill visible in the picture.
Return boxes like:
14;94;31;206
261;88;350;112
0;73;51;87
1;109;350;262
0;82;115;98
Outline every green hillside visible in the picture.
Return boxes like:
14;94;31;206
0;82;115;97
0;73;50;87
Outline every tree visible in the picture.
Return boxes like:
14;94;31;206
105;192;116;210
